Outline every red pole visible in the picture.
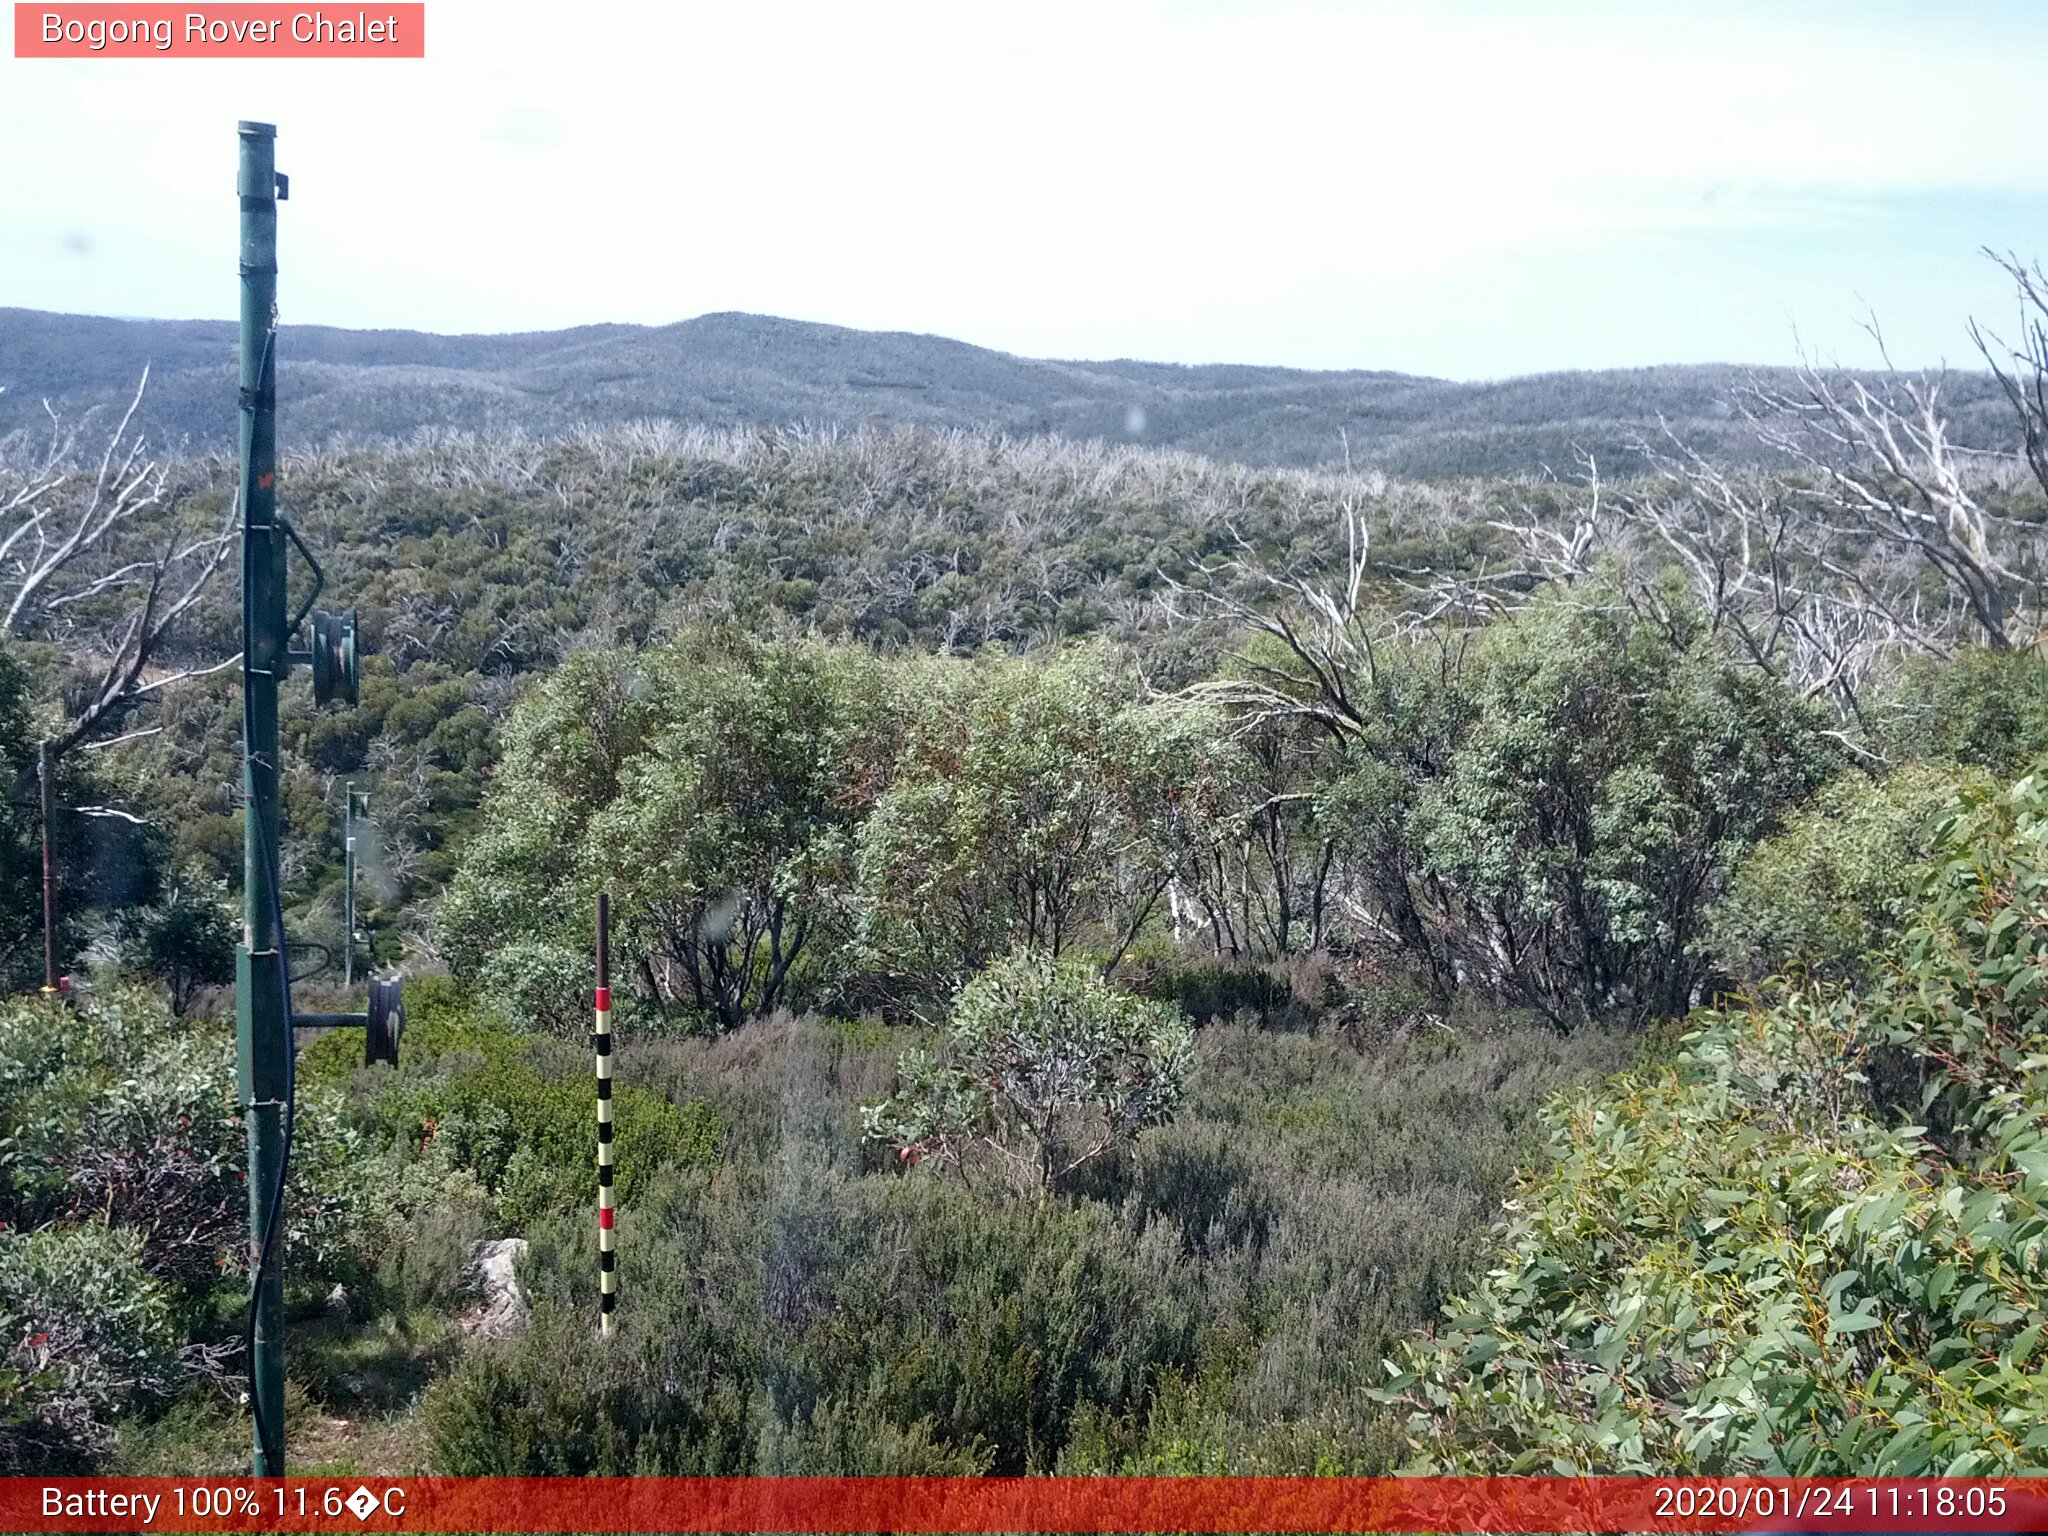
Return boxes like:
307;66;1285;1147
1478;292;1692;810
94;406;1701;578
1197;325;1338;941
595;891;615;1335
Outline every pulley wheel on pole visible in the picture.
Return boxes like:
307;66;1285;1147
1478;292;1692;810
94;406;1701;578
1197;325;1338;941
311;608;359;707
366;976;404;1066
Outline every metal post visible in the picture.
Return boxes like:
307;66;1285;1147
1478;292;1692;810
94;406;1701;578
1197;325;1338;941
233;118;289;1479
38;740;56;995
595;891;616;1336
343;783;357;987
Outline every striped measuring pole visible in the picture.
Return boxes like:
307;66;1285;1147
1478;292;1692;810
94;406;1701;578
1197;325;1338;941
595;891;617;1336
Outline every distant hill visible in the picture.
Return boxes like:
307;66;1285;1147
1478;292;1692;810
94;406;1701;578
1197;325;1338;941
0;307;2016;478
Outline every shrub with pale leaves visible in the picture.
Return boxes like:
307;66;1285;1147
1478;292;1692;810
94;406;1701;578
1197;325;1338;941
863;953;1194;1196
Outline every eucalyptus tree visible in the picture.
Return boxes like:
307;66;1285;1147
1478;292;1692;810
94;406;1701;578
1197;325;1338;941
853;651;1225;992
437;630;895;1032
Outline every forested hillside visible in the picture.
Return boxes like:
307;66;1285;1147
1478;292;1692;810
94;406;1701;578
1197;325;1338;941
0;305;2020;477
8;267;2048;1477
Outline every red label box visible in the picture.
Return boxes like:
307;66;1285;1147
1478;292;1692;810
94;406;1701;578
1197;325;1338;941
14;3;425;57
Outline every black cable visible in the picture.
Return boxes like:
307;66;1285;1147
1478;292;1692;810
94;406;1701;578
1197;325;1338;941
286;939;334;985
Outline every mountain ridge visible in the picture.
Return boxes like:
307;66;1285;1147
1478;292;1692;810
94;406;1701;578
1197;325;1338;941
0;306;2013;478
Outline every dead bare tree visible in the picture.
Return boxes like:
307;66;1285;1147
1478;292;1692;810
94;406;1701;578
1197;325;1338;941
1479;335;2046;730
1745;344;2035;654
1161;498;1387;743
1971;249;2048;510
1483;450;1618;590
1625;436;1932;734
2;371;237;789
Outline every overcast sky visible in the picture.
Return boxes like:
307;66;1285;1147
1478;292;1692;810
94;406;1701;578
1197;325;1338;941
4;0;2045;379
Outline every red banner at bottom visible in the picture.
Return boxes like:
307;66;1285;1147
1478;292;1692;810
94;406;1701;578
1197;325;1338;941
10;1476;2048;1533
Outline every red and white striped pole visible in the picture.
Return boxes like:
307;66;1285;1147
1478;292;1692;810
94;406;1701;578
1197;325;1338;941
595;891;617;1336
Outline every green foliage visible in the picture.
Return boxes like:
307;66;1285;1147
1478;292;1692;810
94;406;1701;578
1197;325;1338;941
445;634;1232;1027
430;650;638;985
82;417;1560;993
1136;957;1294;1028
342;981;720;1227
0;1223;181;1471
115;876;236;1015
421;999;1626;1477
1878;646;2048;778
426;1167;1201;1476
1709;764;1978;985
0;990;366;1294
854;655;1215;988
1170;708;1342;961
1885;766;2048;1154
30;398;2042;1479
439;633;892;1031
474;941;590;1039
863;954;1195;1195
0;998;383;1474
1384;764;2048;1474
1192;584;1841;1021
1403;587;1839;1020
590;632;894;1029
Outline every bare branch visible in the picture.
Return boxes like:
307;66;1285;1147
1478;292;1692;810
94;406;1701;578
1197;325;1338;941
1;373;236;790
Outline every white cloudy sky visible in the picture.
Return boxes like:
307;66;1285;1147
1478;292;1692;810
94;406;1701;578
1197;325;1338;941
4;0;2045;378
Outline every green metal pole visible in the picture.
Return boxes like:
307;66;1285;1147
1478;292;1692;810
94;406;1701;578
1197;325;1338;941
234;118;289;1479
38;739;57;996
343;783;356;988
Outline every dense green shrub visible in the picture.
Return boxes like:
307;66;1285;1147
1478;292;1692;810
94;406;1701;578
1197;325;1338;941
1383;765;2048;1474
1136;957;1293;1028
863;954;1195;1195
0;990;366;1293
588;632;897;1029
444;635;1237;1027
854;654;1218;989
425;1168;1200;1475
114;876;236;1016
1403;586;1839;1020
429;649;645;994
1209;581;1840;1022
473;940;591;1039
422;1298;753;1475
1877;646;2048;778
418;989;1627;1477
1170;702;1349;962
436;633;896;1030
0;1223;182;1471
334;979;720;1226
1707;764;1978;985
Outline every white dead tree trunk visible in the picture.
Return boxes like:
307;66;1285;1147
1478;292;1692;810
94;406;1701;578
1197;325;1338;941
1;370;238;788
1162;497;1387;742
1481;337;2047;726
1745;350;2032;653
1972;249;2048;514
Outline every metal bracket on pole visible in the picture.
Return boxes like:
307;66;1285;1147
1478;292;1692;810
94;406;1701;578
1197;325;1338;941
290;979;401;1066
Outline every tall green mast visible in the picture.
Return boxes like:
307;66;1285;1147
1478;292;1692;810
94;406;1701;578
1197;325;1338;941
232;121;390;1479
234;118;290;1479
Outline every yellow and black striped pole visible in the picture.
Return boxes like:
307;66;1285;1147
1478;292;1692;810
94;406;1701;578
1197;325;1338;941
595;891;617;1336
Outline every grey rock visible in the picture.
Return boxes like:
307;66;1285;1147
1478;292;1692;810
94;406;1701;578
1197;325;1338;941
460;1237;531;1339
